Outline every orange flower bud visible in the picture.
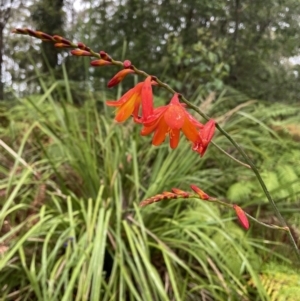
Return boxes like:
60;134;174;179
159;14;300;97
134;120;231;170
171;188;190;198
162;191;177;199
71;49;92;56
233;204;249;230
53;35;72;45
54;43;73;48
107;69;135;88
90;59;112;67
35;31;53;41
190;185;210;200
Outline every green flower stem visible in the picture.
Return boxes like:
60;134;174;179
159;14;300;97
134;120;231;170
193;195;289;232
245;213;289;232
211;141;251;169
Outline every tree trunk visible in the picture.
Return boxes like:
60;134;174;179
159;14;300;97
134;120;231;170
0;23;4;100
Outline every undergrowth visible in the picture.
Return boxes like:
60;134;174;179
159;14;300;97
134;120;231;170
0;75;299;300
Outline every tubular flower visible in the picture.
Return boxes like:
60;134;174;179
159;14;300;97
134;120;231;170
106;76;154;122
193;119;216;157
141;93;203;149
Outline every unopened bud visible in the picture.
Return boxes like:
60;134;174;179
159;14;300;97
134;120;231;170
53;35;72;46
100;51;112;61
90;59;112;67
71;49;92;56
233;204;249;230
54;43;73;48
123;60;132;68
107;69;135;88
190;185;210;200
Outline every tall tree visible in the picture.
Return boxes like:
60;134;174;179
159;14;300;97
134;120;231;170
75;0;300;102
31;0;65;73
0;0;15;100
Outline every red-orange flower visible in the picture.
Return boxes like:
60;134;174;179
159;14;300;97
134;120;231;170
141;94;203;149
193;119;216;157
106;76;153;122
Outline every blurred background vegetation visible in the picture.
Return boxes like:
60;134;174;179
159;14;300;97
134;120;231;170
0;0;300;300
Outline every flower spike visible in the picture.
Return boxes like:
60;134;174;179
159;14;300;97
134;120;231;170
139;188;192;207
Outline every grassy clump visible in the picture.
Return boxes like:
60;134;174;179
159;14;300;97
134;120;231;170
0;79;299;300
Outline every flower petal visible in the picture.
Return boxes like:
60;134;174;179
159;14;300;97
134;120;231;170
195;119;216;156
141;76;154;120
170;93;181;105
140;119;160;135
182;117;200;143
186;111;204;129
164;104;185;129
152;118;168;146
201;119;216;144
142;107;167;126
106;91;135;107
106;83;143;107
169;129;180;149
114;93;140;122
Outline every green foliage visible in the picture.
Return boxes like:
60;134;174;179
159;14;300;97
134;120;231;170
166;28;230;95
223;99;300;206
6;0;300;103
252;264;300;301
